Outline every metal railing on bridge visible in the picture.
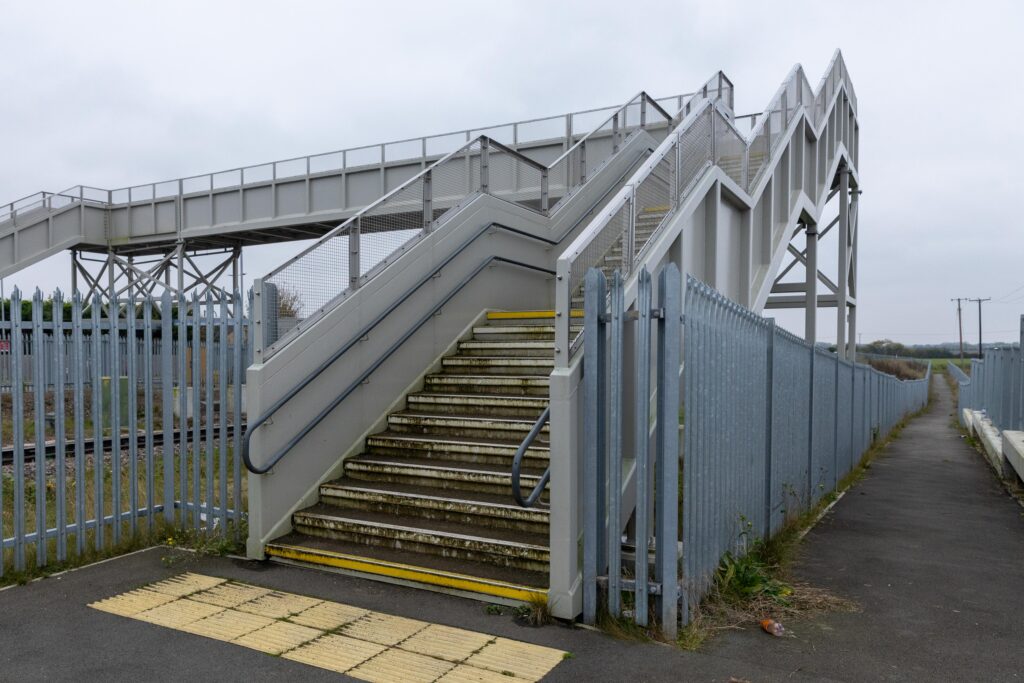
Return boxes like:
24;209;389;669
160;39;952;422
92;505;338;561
555;51;858;367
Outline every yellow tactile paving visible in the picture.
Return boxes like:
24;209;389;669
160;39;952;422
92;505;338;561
437;665;530;683
232;620;322;655
288;601;369;630
133;598;225;629
281;633;387;673
233;590;323;619
146;572;228;597
189;582;273;608
88;588;177;616
179;609;275;642
87;573;568;683
340;611;429;646
399;624;495;662
348;648;456;683
465;637;567;681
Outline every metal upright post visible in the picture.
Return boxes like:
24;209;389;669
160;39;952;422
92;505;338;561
633;269;652;627
422;170;433;231
349;217;361;290
655;264;681;639
836;168;849;359
805;223;818;345
607;271;624;617
582;268;606;626
480;138;490;193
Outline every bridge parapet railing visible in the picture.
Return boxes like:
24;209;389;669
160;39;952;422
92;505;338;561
555;52;860;368
255;90;682;358
0;92;695;236
0;187;109;227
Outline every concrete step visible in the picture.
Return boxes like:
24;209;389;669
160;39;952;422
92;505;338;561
485;310;583;325
440;356;554;376
406;393;548;419
423;374;550;397
344;455;549;499
472;325;557;341
265;533;548;602
319;481;549;534
387;411;550;440
291;505;550;573
365;432;549;467
457;340;554;358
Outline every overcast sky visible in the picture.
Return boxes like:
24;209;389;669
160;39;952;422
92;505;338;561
2;0;1022;345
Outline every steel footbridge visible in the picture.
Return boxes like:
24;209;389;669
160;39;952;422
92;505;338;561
1;51;859;622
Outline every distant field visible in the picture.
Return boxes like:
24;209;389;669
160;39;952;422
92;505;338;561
924;358;972;373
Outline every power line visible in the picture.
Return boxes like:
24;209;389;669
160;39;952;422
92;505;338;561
995;281;1024;302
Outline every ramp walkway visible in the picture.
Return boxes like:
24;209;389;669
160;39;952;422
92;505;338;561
709;376;1024;680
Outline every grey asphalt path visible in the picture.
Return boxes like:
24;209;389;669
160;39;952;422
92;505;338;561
0;545;817;682
709;376;1024;680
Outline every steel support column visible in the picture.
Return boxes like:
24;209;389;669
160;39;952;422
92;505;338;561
836;168;849;359
804;223;818;345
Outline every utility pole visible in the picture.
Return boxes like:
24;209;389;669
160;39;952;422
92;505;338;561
969;297;991;358
951;298;964;361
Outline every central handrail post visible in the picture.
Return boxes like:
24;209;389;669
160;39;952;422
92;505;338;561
349;217;361;290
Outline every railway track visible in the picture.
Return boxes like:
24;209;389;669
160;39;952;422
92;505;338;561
1;423;245;466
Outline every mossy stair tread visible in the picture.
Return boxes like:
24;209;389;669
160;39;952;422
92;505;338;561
321;480;550;516
267;532;549;591
345;454;550;480
293;504;550;550
366;431;550;453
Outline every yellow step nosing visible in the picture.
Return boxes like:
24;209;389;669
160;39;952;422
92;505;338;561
266;543;546;603
486;310;583;320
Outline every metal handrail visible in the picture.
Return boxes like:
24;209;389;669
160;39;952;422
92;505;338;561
259;89;681;357
260;134;545;283
547;92;675;171
2;93;693;220
243;148;645;475
511;406;551;507
243;241;557;474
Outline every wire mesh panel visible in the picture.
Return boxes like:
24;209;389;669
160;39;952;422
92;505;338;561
679;107;713;196
263;224;354;332
568;200;631;308
633;151;674;258
485;144;544;209
713;110;746;187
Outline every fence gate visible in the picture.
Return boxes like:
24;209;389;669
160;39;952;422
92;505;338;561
581;264;681;638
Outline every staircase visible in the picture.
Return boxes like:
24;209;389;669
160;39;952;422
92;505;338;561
265;312;564;603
